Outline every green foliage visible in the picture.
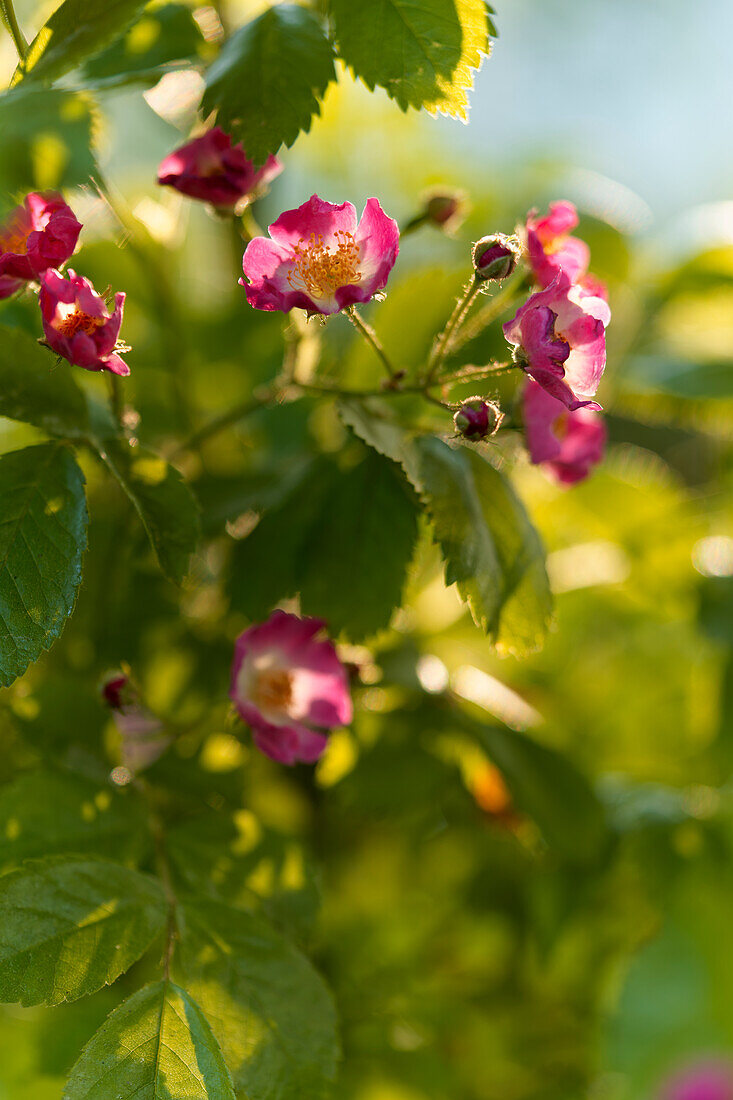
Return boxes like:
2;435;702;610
97;440;200;585
80;3;208;88
0;325;90;439
330;0;491;118
0;769;149;870
167;813;321;942
470;720;610;863
202;4;336;163
341;401;552;654
230;450;420;638
0;443;87;688
0;87;97;199
63;980;236;1099
178;898;339;1100
0;857;166;1006
15;0;149;86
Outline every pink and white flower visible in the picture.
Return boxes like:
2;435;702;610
0;192;81;299
658;1061;733;1100
503;272;611;410
230;610;353;765
524;200;590;288
522;379;606;485
39;269;129;376
157;127;282;208
241;194;399;316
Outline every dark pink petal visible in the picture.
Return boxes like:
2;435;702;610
354;196;400;291
241;236;314;313
157;127;280;207
0;274;23;299
268;194;358;249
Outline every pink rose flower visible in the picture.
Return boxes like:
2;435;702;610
525;200;590;288
230;610;353;765
241;193;399;316
0;192;81;299
503;272;611;410
39;268;129;376
523;379;606;484
659;1061;733;1100
157;127;282;208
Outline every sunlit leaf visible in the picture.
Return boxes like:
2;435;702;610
178;898;339;1100
0;858;166;1007
330;0;491;119
0;443;87;688
63;980;236;1099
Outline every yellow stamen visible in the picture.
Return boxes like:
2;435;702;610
253;668;294;712
55;307;105;338
287;231;361;299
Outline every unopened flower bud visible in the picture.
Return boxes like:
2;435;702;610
100;671;135;710
425;189;466;230
472;233;520;281
453;398;501;440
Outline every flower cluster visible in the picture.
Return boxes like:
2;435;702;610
0;190;130;376
658;1061;733;1100
498;200;611;484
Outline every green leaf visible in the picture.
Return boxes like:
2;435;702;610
0;857;166;1006
178;898;339;1100
0;88;97;198
64;980;236;1099
14;0;149;86
202;4;336;163
340;403;552;655
230;451;420;638
0;769;149;871
330;0;490;119
97;440;200;585
464;716;609;864
0;443;88;688
80;3;209;89
0;325;90;438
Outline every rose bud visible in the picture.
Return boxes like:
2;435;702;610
230;610;352;765
472;233;520;281
157;127;282;209
0;192;81;299
39;268;129;376
454;398;501;441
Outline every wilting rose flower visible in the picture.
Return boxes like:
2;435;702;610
157;127;282;208
503;272;611;410
241;194;399;316
523;379;606;485
658;1061;733;1100
0;192;81;299
230;610;353;765
525;200;590;288
39;268;129;376
100;671;170;775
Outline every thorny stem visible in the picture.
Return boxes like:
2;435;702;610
425;276;482;384
0;0;28;62
346;306;398;381
448;274;529;355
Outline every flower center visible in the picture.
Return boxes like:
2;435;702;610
55;304;105;338
253;668;294;713
553;412;570;439
287;231;361;299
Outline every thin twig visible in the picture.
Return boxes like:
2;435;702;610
346;306;398;380
0;0;28;61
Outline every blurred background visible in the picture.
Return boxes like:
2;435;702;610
0;1;732;1098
